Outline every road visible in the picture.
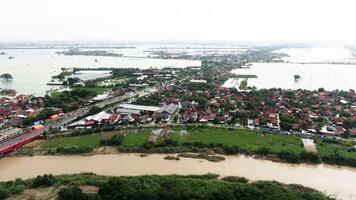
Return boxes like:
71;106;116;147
0;86;158;153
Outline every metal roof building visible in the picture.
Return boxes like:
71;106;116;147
157;103;179;115
118;104;160;112
116;108;141;115
69;70;112;82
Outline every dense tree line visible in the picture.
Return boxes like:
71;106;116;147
0;174;333;200
95;176;329;200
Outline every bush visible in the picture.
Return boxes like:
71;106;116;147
255;147;271;155
58;186;98;200
300;152;321;164
56;146;93;154
97;175;329;200
32;174;55;188
100;135;124;146
0;190;9;200
222;176;249;183
88;106;101;116
277;151;300;163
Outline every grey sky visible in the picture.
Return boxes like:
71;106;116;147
1;0;356;42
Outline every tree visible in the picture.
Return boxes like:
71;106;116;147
0;73;12;80
31;174;55;188
294;75;301;81
88;106;101;116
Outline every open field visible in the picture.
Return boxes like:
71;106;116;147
41;134;102;149
169;127;305;154
71;86;108;94
316;140;356;160
122;129;151;147
39;129;151;150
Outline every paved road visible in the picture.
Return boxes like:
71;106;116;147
0;87;157;153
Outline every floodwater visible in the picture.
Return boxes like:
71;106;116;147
0;154;355;200
0;49;201;95
275;46;356;63
227;63;356;91
224;45;356;91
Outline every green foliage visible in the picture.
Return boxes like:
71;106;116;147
45;88;97;112
42;134;102;149
134;94;164;106
56;146;93;154
58;186;98;200
0;174;332;200
112;68;137;78
0;179;27;200
31;174;56;188
23;108;57;126
222;176;249;184
97;176;331;200
88;106;101;116
101;135;124;146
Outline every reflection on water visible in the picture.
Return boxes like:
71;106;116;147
0;49;201;95
0;154;355;199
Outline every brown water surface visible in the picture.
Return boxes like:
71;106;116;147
0;154;355;200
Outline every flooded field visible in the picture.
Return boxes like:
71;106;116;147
0;48;201;95
227;62;356;91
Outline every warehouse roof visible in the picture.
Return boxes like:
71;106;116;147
157;103;179;115
118;104;160;112
116;108;141;115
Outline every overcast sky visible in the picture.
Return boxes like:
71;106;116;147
1;0;356;43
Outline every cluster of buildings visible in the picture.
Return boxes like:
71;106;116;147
0;95;45;128
68;102;179;129
0;128;23;143
150;75;356;137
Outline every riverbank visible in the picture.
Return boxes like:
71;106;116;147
0;154;355;199
13;127;356;168
0;173;332;200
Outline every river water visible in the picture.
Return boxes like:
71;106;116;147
0;154;355;200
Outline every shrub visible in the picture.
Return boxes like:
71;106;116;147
56;146;93;154
58;186;97;200
0;189;9;200
255;147;271;155
277;151;300;163
222;176;249;183
100;135;124;146
300;152;321;164
32;174;55;188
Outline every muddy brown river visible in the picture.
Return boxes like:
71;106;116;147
0;154;355;199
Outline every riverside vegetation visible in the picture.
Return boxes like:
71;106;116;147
18;126;356;168
0;173;333;200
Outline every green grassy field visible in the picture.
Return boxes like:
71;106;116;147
71;86;108;94
38;127;356;163
169;127;304;154
40;129;151;149
41;134;103;149
122;129;151;147
316;140;356;159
